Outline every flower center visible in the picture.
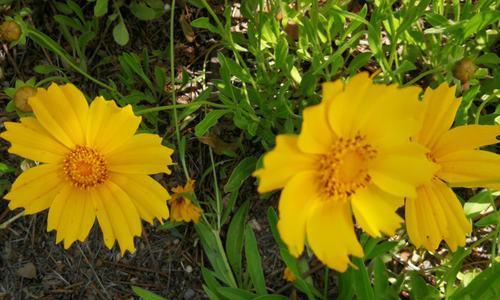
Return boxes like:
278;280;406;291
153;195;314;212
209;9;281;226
63;145;108;188
317;135;377;199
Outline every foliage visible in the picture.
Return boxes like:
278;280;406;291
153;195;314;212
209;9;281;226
1;0;498;299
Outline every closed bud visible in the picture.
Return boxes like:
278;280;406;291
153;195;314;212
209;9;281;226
14;86;36;112
0;20;21;42
453;58;477;83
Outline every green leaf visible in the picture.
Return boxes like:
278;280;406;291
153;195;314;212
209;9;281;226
251;296;289;300
462;11;500;40
195;110;229;137
408;272;440;300
218;54;251;83
274;37;289;70
394;60;417;75
338;269;355;300
94;0;108;17
348;52;372;75
195;223;237;287
130;1;162;21
113;19;129;46
132;286;167;300
373;258;389;300
245;225;267;295
444;248;469;297
225;201;250;281
33;64;59;74
0;163;16;174
191;17;219;34
476;53;500;65
475;211;499;227
352;258;375;300
464;190;492;218
224;158;257;193
217;287;255;300
450;263;500;300
365;240;398;260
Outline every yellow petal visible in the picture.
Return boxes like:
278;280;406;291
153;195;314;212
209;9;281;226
86;96;142;153
356;84;422;142
433;125;500;158
5;164;63;214
321;79;344;103
417;84;460;149
47;184;73;244
369;142;438;198
28;83;89;147
94;182;142;255
437;150;500;187
433;179;472;250
1;118;69;163
254;135;318;193
351;184;404;237
109;173;170;224
298;102;337;154
91;188;115;249
107;134;174;175
306;200;363;272
78;194;97;242
61;189;95;249
415;185;443;250
327;72;372;137
277;171;319;257
406;180;471;251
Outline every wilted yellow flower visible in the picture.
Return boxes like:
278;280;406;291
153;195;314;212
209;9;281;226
406;84;500;251
1;83;174;254
170;179;202;223
0;20;21;42
283;267;297;282
254;73;437;272
14;86;36;112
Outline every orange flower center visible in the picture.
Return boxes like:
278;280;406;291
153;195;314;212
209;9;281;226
317;135;377;199
63;145;108;188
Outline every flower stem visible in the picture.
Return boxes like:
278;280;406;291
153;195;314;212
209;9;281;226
169;0;190;180
0;211;25;230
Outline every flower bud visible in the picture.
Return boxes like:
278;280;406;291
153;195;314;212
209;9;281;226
14;86;36;112
0;20;21;42
453;58;477;83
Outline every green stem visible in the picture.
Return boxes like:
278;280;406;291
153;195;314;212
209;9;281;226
135;101;226;115
26;28;120;96
403;68;441;87
475;93;499;124
0;211;25;229
169;0;190;180
209;148;222;231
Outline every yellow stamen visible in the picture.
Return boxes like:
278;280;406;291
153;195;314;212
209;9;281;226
63;145;108;188
318;135;376;199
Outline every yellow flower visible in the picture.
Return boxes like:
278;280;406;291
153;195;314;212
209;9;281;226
170;179;202;223
283;267;297;282
254;73;437;271
1;83;174;255
406;84;500;251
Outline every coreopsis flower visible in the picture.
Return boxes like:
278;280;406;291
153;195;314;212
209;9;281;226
254;73;437;271
170;179;202;223
406;84;500;251
1;83;173;254
283;267;297;282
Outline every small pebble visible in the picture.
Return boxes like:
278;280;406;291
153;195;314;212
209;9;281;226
184;288;195;300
